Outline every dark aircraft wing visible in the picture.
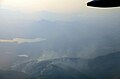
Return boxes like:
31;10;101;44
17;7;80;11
87;0;120;7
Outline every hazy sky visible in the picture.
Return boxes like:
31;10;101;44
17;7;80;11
1;0;88;13
0;0;119;17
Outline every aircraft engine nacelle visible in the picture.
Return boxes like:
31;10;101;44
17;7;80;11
87;0;120;8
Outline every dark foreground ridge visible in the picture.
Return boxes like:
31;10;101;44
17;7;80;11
0;70;30;79
87;0;120;7
11;52;120;79
0;52;120;79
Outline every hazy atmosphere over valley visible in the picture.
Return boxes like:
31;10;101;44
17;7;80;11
0;0;120;79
